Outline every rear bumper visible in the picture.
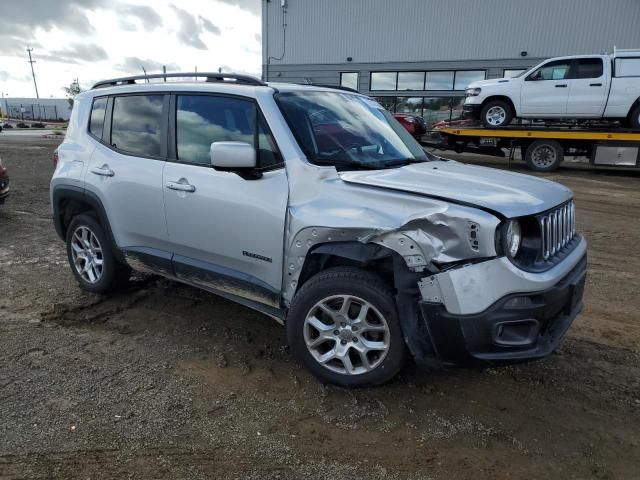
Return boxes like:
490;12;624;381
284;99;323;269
419;254;586;365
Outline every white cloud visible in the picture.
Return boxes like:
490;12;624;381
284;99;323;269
0;0;261;98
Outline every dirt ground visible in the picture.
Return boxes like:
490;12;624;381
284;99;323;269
1;137;639;479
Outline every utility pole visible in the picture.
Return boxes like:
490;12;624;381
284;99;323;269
27;47;40;99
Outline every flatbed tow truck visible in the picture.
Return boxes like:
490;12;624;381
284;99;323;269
425;124;640;172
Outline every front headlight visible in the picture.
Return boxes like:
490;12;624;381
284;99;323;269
465;87;482;96
506;219;522;257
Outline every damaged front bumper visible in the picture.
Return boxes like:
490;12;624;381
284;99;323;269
414;236;587;366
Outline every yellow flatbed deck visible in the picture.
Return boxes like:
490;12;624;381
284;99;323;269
439;127;640;142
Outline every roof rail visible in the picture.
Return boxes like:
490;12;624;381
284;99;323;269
305;84;360;94
91;72;267;89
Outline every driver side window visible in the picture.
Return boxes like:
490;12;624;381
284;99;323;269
528;60;572;81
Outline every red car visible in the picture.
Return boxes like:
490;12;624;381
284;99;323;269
393;113;428;138
0;155;9;204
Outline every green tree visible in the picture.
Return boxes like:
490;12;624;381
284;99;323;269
63;79;82;109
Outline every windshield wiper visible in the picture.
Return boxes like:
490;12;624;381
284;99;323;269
312;158;381;170
380;157;429;168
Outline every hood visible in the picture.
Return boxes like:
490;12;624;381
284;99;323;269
338;160;572;218
468;78;515;88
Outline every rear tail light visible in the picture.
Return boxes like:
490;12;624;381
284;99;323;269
52;150;59;169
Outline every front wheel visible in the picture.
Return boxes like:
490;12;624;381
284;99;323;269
286;267;407;387
524;139;564;172
481;100;513;128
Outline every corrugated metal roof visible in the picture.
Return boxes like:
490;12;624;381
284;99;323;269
264;0;640;65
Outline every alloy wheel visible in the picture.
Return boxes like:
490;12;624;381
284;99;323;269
303;294;390;375
486;106;507;126
70;226;104;284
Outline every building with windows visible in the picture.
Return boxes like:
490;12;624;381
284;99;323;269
262;0;640;126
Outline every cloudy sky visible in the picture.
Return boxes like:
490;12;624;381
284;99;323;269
0;0;261;99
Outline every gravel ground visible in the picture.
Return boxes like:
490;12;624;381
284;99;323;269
1;137;639;479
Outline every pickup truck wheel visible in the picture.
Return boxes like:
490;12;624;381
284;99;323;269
630;105;640;130
525;139;564;172
287;267;406;387
481;100;513;128
65;214;130;293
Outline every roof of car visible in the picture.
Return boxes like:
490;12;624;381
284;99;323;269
85;73;364;98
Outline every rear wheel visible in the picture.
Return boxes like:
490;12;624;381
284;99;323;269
524;139;564;172
65;214;130;293
481;100;513;128
629;105;640;130
287;267;407;387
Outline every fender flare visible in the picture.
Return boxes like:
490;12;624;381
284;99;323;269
51;185;124;262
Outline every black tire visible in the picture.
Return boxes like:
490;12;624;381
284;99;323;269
286;267;407;387
629;104;640;130
524;139;564;172
65;214;130;293
480;99;513;128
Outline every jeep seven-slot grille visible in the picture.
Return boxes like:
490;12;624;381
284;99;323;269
539;201;576;260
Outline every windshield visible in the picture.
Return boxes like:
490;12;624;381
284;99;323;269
276;91;429;170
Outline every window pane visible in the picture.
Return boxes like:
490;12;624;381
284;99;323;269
454;71;485;90
340;72;359;90
373;97;397;112
504;69;526;78
422;97;453;127
616;58;640;77
449;97;466;121
425;71;454;90
258;116;282;168
89;97;107;139
397;72;425;91
371;72;397;90
395;97;423;114
577;58;603;78
530;61;571;80
177;95;255;165
111;95;163;157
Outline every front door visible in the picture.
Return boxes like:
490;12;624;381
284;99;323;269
163;94;288;306
520;59;572;116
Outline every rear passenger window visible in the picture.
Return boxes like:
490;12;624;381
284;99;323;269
111;95;163;157
176;95;281;168
577;58;603;79
89;97;107;139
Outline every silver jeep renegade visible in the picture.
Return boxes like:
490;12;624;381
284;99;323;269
51;73;587;387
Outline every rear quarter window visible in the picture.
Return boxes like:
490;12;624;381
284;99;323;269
615;58;640;77
88;97;107;140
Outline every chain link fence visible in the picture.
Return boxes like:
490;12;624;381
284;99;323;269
5;103;67;121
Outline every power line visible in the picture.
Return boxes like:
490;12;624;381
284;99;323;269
27;47;39;99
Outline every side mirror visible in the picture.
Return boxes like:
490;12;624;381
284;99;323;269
210;141;256;169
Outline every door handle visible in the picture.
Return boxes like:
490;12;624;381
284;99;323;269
90;165;115;177
166;181;196;193
590;83;603;87
555;84;568;88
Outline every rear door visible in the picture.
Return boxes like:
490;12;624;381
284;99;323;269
85;94;170;255
520;59;572;116
162;94;288;306
566;57;608;116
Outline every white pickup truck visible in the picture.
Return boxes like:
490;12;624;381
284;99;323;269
464;50;640;129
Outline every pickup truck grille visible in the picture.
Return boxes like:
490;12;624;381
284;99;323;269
540;201;576;260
